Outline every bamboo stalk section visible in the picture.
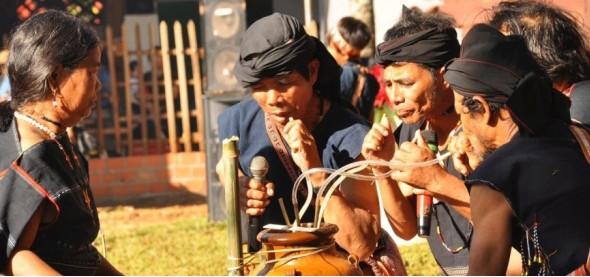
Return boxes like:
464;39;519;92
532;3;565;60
222;136;243;276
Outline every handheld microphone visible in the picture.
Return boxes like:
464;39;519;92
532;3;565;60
417;130;437;237
248;156;269;253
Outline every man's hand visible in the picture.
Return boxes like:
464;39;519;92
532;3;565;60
448;132;481;175
390;130;444;192
216;159;275;216
239;176;275;216
283;118;322;171
361;115;396;172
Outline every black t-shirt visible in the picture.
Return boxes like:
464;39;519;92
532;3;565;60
466;120;590;275
395;121;471;274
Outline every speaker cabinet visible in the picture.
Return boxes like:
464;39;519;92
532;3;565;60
200;0;246;95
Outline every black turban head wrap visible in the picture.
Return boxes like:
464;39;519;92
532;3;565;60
443;24;571;136
233;13;341;102
375;27;460;69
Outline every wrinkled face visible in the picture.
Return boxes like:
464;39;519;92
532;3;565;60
250;61;318;127
453;92;498;161
58;46;101;120
382;62;441;125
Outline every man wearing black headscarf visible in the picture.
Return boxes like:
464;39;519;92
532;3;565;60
362;7;482;275
217;13;406;274
444;23;590;275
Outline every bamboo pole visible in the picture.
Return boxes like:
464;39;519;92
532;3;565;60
223;136;243;276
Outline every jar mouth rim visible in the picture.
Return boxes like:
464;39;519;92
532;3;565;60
258;223;338;246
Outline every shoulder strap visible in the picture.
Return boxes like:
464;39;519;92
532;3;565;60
568;123;590;164
264;113;309;198
351;66;367;108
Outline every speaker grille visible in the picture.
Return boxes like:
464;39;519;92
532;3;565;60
202;0;245;94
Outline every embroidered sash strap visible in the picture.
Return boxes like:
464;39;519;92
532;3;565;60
351;65;367;108
264;114;309;198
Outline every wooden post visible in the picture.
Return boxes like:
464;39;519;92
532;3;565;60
173;21;192;152
105;26;122;154
147;23;164;153
121;23;134;155
134;23;149;153
223;136;243;276
159;21;178;153
187;20;205;151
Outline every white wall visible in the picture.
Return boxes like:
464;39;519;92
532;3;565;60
124;14;160;74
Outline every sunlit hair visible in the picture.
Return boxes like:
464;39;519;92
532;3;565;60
7;9;100;110
461;96;504;115
488;0;590;86
334;16;372;50
383;7;456;71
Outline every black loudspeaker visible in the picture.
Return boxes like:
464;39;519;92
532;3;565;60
200;0;246;95
127;0;154;14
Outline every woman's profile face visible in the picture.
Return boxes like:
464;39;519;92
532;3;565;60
250;60;319;127
57;46;102;122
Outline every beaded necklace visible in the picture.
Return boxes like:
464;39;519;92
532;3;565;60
430;120;471;254
14;111;57;139
13;111;95;223
432;204;472;254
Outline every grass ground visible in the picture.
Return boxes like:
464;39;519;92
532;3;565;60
95;193;438;275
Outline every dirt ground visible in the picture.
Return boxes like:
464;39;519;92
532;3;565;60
96;193;209;230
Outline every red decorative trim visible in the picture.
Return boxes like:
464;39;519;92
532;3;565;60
12;161;60;229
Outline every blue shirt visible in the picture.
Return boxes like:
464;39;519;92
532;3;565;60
0;75;10;100
340;62;379;121
218;99;370;225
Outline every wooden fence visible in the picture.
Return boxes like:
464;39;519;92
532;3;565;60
82;20;211;201
87;20;205;157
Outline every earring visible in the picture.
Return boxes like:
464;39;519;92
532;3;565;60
52;89;58;107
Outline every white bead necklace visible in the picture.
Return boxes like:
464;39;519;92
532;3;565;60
14;111;57;139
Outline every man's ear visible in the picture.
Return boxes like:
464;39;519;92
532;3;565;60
472;95;493;125
308;59;320;86
437;67;452;91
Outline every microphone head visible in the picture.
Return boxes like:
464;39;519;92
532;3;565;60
250;156;269;178
420;130;438;145
420;130;438;152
